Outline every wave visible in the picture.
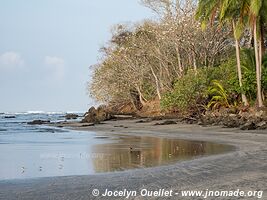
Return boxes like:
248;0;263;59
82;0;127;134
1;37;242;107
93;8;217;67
4;111;83;115
5;111;66;115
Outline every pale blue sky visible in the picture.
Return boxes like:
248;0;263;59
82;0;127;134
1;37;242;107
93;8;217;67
0;0;153;112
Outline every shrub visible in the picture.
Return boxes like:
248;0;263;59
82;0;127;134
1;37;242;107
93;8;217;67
161;69;208;113
207;80;230;110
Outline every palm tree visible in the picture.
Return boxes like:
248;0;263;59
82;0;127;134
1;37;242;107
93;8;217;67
196;0;249;106
249;0;266;107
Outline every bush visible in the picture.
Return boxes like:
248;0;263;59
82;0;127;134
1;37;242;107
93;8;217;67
161;50;267;113
161;69;208;112
227;49;267;101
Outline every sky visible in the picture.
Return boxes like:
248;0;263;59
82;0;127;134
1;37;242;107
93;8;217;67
0;0;153;113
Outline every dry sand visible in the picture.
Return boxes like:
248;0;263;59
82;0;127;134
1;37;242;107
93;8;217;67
0;119;266;200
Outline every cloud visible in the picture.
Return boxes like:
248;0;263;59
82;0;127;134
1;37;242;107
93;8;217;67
45;56;65;67
44;56;65;80
0;51;24;69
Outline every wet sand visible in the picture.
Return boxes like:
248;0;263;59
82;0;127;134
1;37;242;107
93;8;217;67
0;119;266;199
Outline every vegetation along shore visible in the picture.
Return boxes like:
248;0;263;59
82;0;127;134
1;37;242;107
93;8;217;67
86;0;267;129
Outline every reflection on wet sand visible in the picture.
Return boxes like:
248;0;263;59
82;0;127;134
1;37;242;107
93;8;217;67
91;135;231;173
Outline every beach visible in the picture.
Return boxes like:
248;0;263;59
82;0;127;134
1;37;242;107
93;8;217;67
0;119;266;199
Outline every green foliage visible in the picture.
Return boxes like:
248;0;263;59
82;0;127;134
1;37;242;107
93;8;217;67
160;51;267;112
262;53;267;92
161;70;208;112
227;49;267;100
90;0;267;113
207;80;230;110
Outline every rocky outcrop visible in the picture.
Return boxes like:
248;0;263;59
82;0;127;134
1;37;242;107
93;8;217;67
199;108;267;130
81;106;113;123
65;113;79;120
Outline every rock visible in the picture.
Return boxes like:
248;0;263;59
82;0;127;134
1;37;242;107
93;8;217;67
182;117;198;124
155;120;177;125
240;121;256;130
81;106;113;123
114;125;124;128
255;110;265;118
229;114;237;118
256;121;267;130
222;114;241;128
4;116;16;119
81;123;95;127
223;119;240;128
27;120;50;125
65;113;79;120
136;119;152;123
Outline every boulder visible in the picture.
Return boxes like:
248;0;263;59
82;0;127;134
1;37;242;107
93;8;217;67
65;113;79;120
81;106;113;123
222;114;241;128
27;120;50;125
240;121;256;130
256;121;267;130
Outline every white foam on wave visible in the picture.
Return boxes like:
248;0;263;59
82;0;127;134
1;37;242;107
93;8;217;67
5;111;67;115
4;110;84;115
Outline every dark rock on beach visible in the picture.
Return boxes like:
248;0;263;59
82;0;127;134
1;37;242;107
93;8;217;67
81;106;113;124
240;121;257;130
256;121;267;130
155;120;177;125
81;123;95;127
65;113;79;120
27;120;51;125
199;108;267;130
136;118;152;123
4;116;16;119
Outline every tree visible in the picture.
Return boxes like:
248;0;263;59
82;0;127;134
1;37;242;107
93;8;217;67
196;0;249;106
89;3;232;110
249;0;266;107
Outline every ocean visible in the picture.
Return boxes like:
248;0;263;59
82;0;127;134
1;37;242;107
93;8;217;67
0;112;231;181
0;112;103;180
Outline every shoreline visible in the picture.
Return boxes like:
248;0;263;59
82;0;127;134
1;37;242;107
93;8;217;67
0;119;266;199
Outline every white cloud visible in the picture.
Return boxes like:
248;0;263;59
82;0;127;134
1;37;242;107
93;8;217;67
45;56;65;67
44;56;65;80
0;51;24;69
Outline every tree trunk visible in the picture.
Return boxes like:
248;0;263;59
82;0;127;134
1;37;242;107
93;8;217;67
193;53;197;73
175;46;183;77
253;21;264;107
233;21;249;106
259;35;262;80
136;86;147;106
150;66;162;100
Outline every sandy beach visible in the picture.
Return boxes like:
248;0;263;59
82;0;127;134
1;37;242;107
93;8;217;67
0;119;266;200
